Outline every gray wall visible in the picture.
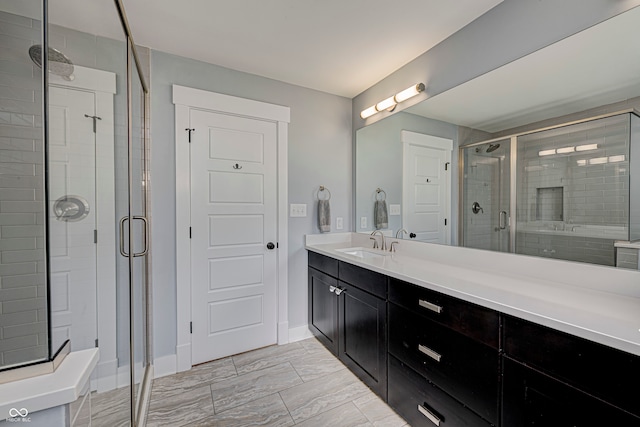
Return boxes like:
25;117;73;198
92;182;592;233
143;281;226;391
150;51;352;359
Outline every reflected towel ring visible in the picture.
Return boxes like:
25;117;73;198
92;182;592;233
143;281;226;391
318;185;331;200
376;188;386;201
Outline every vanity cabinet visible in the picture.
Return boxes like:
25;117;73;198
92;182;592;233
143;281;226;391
388;279;500;426
502;316;640;425
307;252;388;398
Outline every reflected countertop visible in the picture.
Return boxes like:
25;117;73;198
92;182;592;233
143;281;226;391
305;233;640;357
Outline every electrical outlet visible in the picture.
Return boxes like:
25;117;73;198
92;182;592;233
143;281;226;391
290;204;307;217
360;216;367;229
336;217;343;230
389;204;401;215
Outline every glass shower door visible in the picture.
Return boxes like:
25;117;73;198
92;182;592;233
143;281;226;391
461;139;511;252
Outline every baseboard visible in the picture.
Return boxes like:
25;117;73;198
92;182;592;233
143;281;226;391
288;325;313;342
153;354;177;379
278;321;289;345
176;343;191;373
93;358;118;392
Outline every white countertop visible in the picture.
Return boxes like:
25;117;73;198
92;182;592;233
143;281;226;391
0;348;99;417
306;233;640;357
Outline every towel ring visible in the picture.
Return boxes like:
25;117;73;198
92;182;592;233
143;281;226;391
376;188;386;201
318;185;331;201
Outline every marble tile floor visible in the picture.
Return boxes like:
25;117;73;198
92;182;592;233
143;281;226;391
91;337;408;426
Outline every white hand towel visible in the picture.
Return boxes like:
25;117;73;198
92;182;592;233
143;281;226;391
318;199;331;232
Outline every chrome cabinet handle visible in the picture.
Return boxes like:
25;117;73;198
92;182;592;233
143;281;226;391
418;344;442;362
419;299;443;314
329;286;336;293
334;288;345;296
543;249;556;254
499;210;508;229
119;215;149;257
417;404;441;426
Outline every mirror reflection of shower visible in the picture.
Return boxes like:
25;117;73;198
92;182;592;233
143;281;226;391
28;44;75;81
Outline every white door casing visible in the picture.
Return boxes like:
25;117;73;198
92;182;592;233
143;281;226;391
190;110;278;363
173;85;290;372
48;66;117;392
402;130;452;244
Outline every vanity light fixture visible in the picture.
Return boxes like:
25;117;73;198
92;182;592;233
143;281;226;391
538;149;556;157
576;143;598;151
360;83;426;119
556;146;575;154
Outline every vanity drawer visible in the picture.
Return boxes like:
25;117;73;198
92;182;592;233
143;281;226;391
338;261;387;299
388;355;492;427
308;251;338;277
389;303;499;424
389;278;499;348
503;315;640;417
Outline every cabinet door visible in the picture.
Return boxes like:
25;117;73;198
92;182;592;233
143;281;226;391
338;281;387;399
502;357;640;426
308;268;339;354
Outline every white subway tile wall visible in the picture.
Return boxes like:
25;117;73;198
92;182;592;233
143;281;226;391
0;10;48;368
516;114;631;266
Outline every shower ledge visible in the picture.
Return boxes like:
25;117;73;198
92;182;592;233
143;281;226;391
0;348;98;420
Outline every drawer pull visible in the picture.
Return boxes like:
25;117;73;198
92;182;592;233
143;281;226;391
334;287;345;296
419;299;443;314
418;344;442;362
417;404;442;426
329;286;336;293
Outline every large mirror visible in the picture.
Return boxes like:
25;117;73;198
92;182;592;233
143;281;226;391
355;5;640;266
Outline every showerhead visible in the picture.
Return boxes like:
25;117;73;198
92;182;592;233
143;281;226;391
28;45;75;81
486;143;501;153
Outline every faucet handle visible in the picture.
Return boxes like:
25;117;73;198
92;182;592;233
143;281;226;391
389;241;399;252
370;237;379;249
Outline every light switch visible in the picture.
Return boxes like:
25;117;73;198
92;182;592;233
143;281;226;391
360;216;368;229
290;204;307;217
336;217;343;230
389;204;401;215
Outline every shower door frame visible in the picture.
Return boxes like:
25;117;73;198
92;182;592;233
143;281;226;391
459;136;516;252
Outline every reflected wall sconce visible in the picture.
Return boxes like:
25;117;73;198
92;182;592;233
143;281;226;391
360;83;425;119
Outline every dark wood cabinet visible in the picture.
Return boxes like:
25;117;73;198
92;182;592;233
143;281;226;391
389;355;492;427
307;253;388;399
389;303;499;424
308;249;640;427
308;267;339;354
339;280;387;399
502;357;640;426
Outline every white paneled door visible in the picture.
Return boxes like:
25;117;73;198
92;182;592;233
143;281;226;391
190;109;278;364
48;86;98;351
402;132;452;244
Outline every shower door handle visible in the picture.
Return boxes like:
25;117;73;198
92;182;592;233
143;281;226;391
119;216;149;257
499;211;508;230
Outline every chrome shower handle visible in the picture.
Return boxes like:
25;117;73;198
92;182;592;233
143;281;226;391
119;215;149;257
499;211;508;230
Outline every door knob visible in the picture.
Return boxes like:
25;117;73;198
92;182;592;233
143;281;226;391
266;242;275;250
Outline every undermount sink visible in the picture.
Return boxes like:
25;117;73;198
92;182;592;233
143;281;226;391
336;247;388;259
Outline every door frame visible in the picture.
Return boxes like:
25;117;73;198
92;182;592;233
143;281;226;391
401;130;453;245
173;85;290;372
49;65;117;391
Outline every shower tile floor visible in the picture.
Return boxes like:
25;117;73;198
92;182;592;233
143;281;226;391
91;337;407;426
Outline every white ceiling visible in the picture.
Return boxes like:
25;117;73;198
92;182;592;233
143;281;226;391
407;6;640;133
38;0;503;98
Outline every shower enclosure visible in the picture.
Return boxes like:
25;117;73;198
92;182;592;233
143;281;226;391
461;139;511;252
0;0;151;425
461;111;639;266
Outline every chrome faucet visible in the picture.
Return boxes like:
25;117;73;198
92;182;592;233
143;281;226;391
396;228;408;239
370;230;386;251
